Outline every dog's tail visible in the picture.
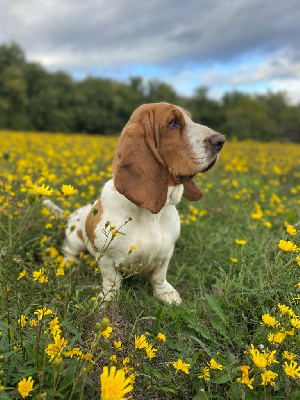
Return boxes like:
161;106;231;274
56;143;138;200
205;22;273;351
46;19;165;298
42;199;64;218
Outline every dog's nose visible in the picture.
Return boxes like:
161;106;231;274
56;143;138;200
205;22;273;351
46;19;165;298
209;134;225;151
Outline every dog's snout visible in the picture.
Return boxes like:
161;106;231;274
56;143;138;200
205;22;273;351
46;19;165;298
209;134;225;150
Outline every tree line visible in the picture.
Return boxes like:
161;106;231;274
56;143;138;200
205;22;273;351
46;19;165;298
0;43;299;142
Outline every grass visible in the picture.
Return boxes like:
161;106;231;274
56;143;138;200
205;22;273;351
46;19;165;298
0;131;300;399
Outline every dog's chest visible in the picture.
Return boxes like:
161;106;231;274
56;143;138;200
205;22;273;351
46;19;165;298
102;206;181;273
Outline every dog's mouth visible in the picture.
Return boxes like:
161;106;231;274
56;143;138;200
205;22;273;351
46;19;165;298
200;157;217;173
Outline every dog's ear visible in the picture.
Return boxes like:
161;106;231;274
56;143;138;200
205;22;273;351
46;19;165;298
183;180;203;201
113;121;168;214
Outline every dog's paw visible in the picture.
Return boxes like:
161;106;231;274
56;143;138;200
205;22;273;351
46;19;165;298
153;283;182;305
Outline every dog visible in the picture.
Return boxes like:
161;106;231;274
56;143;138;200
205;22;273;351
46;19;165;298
44;103;225;304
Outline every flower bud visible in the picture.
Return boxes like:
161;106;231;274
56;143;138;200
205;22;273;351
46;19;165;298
94;317;109;333
0;370;5;380
53;355;63;371
101;339;110;351
0;355;4;363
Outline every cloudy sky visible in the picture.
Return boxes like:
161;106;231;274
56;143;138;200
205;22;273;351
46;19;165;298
1;0;300;103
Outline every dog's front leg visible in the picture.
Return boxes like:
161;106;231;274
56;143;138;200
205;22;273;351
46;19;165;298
98;258;122;302
150;248;182;305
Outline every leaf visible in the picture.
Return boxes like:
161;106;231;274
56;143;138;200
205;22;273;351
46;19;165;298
209;315;229;338
205;294;229;326
211;374;230;384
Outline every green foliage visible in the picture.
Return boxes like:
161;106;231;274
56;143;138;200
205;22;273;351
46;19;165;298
0;42;300;141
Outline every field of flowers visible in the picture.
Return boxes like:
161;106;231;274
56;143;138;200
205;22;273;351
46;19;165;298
0;130;300;399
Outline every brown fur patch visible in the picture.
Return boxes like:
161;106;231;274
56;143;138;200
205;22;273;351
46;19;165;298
77;229;84;242
112;103;201;213
85;200;103;252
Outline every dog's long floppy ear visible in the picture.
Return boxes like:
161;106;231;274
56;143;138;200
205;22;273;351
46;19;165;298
183;180;203;201
113;121;168;214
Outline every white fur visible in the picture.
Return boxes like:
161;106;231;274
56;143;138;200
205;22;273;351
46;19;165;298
62;179;183;304
177;106;217;170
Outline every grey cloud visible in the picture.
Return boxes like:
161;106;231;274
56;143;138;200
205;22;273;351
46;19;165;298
1;0;300;69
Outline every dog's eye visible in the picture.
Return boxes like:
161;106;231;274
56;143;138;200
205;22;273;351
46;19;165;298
168;118;181;129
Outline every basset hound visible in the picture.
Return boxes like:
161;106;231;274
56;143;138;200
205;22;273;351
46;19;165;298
46;103;225;304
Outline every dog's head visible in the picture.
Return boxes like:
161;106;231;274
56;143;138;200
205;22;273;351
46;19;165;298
112;103;225;214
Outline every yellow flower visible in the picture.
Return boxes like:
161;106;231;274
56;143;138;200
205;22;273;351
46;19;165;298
237;365;254;390
231;257;237;262
286;225;297;235
198;367;210;381
135;334;148;350
284;360;300;379
30;319;37;328
45;334;68;362
64;347;83;358
267;331;286;344
17;269;26;280
248;345;267;368
261;314;280;328
32;268;48;283
49;317;62;337
277;303;296;317
130;245;136;251
291;318;300;329
278;240;298;252
282;351;296;361
49;246;59;258
156;332;166;342
17;376;34;398
36;184;53;196
34;307;52;320
56;267;65;276
235;239;247;245
261;370;278;386
296;256;300;266
111;230;120;237
145;344;157;360
114;341;123;350
100;366;133;400
207;358;223;370
18;315;27;328
110;355;117;363
61;184;76;196
173;359;191;374
101;326;113;338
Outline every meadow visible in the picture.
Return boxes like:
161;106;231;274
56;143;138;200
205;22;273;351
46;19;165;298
0;130;300;399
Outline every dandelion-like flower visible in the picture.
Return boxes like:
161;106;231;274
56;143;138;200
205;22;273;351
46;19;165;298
32;268;48;283
261;370;278;386
34;307;52;320
237;366;254;389
135;334;148;349
101;326;113;338
18;315;27;328
207;358;223;370
291;318;300;329
282;351;296;361
61;184;76;196
198;367;210;381
235;239;247;245
173;359;191;374
267;331;286;344
100;366;133;400
248;345;267;368
17;376;34;398
278;240;298;252
36;184;53;196
286;225;297;235
261;314;280;328
145;344;157;360
277;303;296;317
114;341;123;350
156;332;166;342
283;360;300;379
17;269;26;280
45;333;68;362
